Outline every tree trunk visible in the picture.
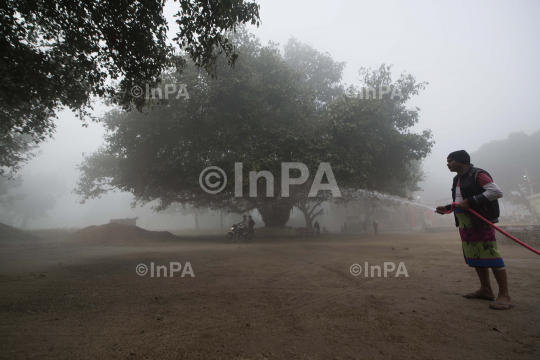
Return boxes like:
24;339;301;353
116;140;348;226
298;205;313;231
257;199;294;227
297;200;324;231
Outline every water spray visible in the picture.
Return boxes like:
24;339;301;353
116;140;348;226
442;202;540;256
354;189;436;211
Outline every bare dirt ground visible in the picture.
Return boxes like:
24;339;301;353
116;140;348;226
1;230;539;359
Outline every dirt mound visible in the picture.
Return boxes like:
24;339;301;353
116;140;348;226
65;223;180;244
0;222;41;244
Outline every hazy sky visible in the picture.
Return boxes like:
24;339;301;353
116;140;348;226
14;0;540;227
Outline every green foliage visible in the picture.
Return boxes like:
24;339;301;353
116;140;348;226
174;0;261;75
0;0;260;175
0;134;39;176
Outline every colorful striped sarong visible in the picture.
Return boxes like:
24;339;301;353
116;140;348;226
455;210;505;268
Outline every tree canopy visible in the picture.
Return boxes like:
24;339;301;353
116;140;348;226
0;0;260;175
75;32;433;227
323;65;431;196
283;38;346;107
472;131;540;221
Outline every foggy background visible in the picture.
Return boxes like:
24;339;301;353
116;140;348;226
2;0;539;230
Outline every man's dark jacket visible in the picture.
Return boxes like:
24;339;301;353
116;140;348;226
446;164;500;227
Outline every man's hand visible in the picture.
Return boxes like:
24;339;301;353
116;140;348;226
457;199;469;211
435;206;447;215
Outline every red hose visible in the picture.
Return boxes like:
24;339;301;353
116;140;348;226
441;202;540;256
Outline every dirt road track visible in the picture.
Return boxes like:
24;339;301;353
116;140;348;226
1;231;539;359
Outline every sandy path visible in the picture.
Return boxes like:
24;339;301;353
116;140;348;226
1;231;539;359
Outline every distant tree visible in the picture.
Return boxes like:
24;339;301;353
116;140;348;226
472;131;540;222
0;173;65;228
0;175;23;208
0;0;260;175
351;160;425;225
163;204;209;230
296;199;325;232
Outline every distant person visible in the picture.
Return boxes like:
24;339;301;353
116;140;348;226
238;215;248;234
313;221;320;234
372;220;378;235
343;222;347;234
435;150;513;310
248;215;255;234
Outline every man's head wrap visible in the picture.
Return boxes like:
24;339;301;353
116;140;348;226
447;150;470;165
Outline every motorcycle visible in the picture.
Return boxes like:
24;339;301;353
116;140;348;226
226;224;254;243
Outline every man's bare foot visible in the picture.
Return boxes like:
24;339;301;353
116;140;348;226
462;290;495;300
490;294;514;310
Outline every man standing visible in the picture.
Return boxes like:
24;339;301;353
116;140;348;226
372;220;378;235
435;150;514;310
313;220;320;234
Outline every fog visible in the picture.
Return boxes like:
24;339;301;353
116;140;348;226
2;0;540;229
4;2;540;357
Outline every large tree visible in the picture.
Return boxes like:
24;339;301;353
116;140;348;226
0;0;260;175
75;33;433;228
472;131;540;222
